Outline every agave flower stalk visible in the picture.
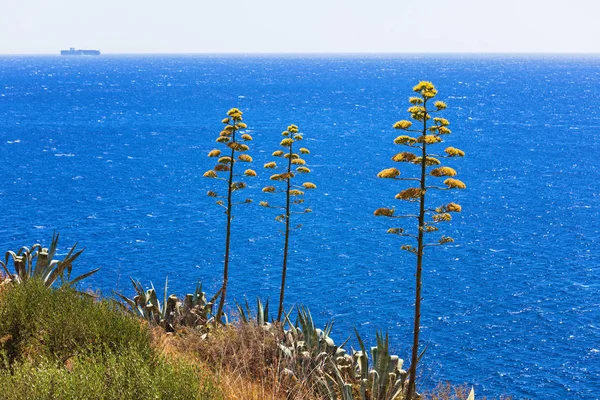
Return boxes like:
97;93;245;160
203;108;256;322
260;124;315;322
375;82;466;399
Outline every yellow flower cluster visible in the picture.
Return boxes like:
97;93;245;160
432;213;452;222
236;122;247;129
238;154;253;162
203;170;217;178
433;117;450;126
291;158;306;165
218;156;232;164
439;236;454;244
392;152;417;162
377;168;400;179
430;126;451;135
222;118;230;124
412;156;441;166
446;202;462;212
424;225;439;232
302;182;317;189
374;207;395;217
227;142;243;151
207;191;217;197
387;228;404;234
297;167;311;173
244;169;257;177
434;101;447;110
394;135;417;145
444;178;466;189
242;134;253;141
401;244;418;254
231;182;246;191
417;135;442;144
216;136;229;143
393;120;413;130
284;153;299;159
445;147;465;157
214;164;230;172
208;149;221;157
409;97;423;105
262;186;276;193
413;81;437;99
272;150;284;157
299;148;310;154
395;187;425;200
288;124;299;133
227;108;243;121
281;130;290;137
289;189;304;196
430;167;457;177
264;162;276;169
259;201;269;207
280;138;294;147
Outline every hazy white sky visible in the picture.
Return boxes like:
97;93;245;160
1;0;598;54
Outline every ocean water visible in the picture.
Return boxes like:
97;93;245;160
0;55;599;398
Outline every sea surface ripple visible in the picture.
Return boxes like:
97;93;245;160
0;55;599;398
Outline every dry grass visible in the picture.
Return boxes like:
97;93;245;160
161;322;319;400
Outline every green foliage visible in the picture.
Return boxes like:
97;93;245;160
0;348;220;400
0;233;99;288
325;330;419;400
0;279;222;399
236;296;271;328
115;277;220;333
0;279;151;365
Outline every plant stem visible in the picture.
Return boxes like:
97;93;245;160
216;124;237;322
407;99;428;400
277;140;293;322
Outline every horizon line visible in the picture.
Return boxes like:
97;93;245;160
1;51;600;57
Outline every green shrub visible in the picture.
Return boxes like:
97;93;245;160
0;347;221;400
0;279;150;364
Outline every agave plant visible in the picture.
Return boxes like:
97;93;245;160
277;306;348;397
325;330;414;400
115;277;220;332
0;233;99;288
236;297;272;329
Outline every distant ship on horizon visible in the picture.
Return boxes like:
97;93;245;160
61;48;101;56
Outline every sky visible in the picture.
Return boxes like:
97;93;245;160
0;0;598;54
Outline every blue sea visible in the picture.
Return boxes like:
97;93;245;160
1;55;599;399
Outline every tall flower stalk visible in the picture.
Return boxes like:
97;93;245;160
260;124;315;322
374;82;466;399
203;108;256;322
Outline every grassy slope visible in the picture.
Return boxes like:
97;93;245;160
0;280;221;400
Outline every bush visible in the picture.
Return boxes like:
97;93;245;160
0;279;151;364
0;347;220;400
0;279;222;399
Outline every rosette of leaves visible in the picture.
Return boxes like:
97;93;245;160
260;124;316;321
203;108;256;322
0;233;99;288
374;82;466;399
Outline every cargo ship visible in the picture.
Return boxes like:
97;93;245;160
61;48;101;56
